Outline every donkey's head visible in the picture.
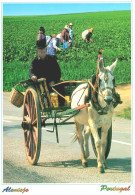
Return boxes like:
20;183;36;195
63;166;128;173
98;59;118;105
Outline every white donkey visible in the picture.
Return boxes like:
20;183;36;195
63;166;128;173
71;59;118;173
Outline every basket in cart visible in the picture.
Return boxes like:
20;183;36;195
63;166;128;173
9;83;24;107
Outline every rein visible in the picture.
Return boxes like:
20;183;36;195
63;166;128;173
51;79;111;103
71;85;88;101
87;79;107;114
51;78;115;115
88;79;105;99
88;77;115;115
51;87;68;102
51;80;87;103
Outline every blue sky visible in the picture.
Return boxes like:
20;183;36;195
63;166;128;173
3;3;131;16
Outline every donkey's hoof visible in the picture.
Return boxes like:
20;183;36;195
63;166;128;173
99;167;105;173
82;162;88;168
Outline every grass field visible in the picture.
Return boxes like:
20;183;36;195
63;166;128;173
116;107;131;120
3;10;131;91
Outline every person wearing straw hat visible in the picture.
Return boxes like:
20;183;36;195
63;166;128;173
82;28;93;43
61;25;70;50
68;23;73;48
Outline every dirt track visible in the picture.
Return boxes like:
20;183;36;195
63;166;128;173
114;84;131;116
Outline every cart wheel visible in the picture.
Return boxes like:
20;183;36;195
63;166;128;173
22;87;41;165
91;123;112;159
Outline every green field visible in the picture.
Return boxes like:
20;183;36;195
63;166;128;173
3;10;131;91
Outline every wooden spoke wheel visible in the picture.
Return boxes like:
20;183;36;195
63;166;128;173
22;87;41;165
91;123;112;159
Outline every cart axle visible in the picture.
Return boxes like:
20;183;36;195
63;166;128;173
21;121;32;130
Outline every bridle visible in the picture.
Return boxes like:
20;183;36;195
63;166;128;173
98;73;115;98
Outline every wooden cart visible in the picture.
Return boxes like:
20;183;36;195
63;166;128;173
16;78;112;165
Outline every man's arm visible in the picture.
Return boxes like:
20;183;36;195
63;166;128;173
52;39;61;51
52;58;61;82
61;30;65;42
29;59;37;81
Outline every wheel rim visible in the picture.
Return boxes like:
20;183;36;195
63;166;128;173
23;89;41;164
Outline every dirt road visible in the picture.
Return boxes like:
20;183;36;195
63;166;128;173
2;87;131;184
114;84;131;115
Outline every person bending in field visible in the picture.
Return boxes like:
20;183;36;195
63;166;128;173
61;25;70;50
82;28;93;43
29;39;65;106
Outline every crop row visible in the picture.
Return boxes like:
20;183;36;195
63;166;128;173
3;10;131;91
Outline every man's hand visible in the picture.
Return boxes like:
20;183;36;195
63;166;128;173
49;81;55;86
31;76;37;82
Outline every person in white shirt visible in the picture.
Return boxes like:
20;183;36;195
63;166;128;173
47;34;62;57
56;33;62;47
46;35;51;45
82;28;93;43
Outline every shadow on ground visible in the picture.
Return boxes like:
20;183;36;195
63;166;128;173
37;158;131;172
3;157;131;184
3;125;22;131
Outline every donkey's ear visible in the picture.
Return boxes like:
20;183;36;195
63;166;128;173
98;59;105;72
109;58;118;73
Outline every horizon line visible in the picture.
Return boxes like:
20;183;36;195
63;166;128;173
3;9;130;17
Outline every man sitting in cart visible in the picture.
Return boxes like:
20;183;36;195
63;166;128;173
29;39;65;106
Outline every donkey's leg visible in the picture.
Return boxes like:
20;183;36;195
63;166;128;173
84;126;90;158
88;121;105;173
101;128;108;169
74;120;87;167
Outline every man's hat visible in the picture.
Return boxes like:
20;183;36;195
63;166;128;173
39;27;45;33
69;23;73;26
36;39;46;49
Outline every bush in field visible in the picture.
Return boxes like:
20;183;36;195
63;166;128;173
3;11;131;91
